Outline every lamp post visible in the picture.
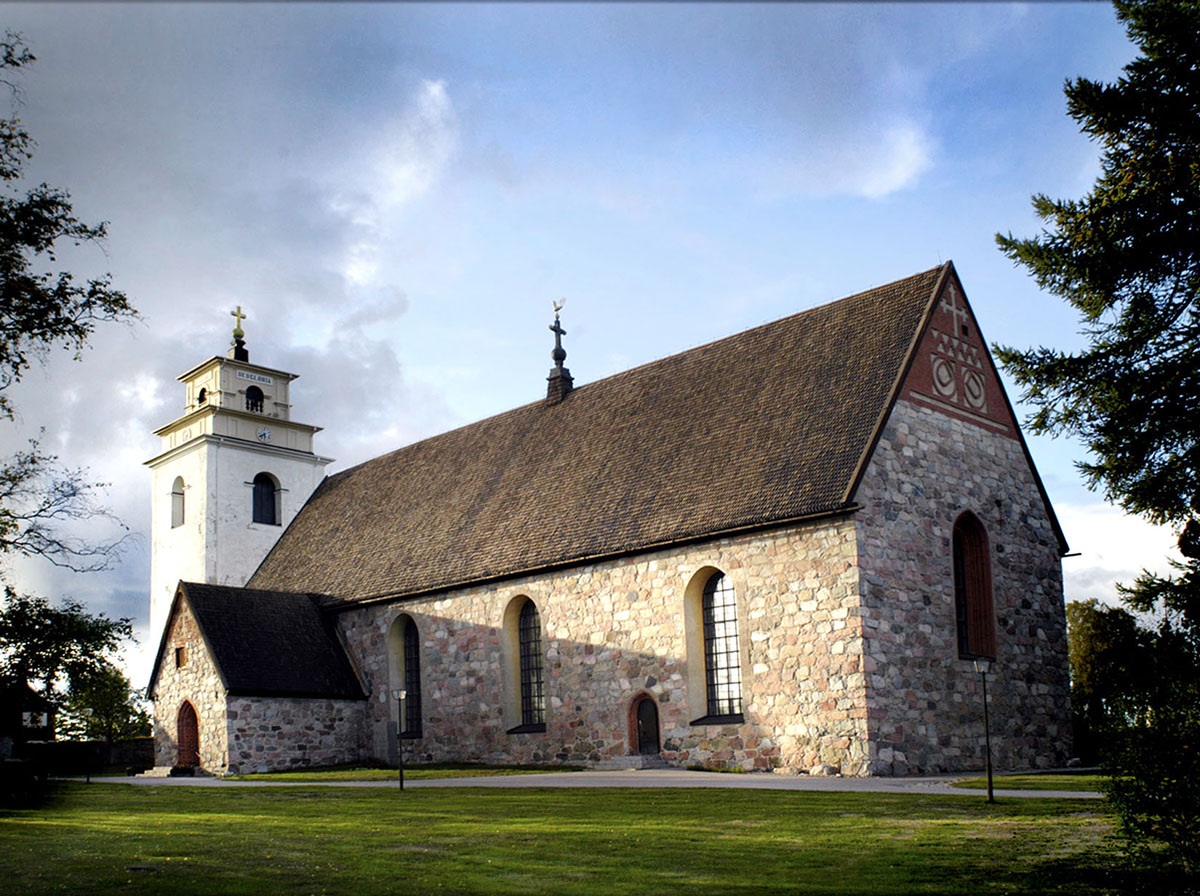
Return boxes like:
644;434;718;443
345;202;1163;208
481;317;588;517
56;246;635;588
973;659;995;803
83;708;94;784
390;689;406;790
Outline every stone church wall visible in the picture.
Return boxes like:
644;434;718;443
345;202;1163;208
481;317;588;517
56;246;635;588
855;398;1071;775
223;697;367;775
337;517;873;775
151;599;229;770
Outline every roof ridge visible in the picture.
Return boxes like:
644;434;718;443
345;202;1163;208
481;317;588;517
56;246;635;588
326;264;948;484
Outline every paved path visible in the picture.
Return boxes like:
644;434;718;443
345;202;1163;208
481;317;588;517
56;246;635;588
73;769;1101;799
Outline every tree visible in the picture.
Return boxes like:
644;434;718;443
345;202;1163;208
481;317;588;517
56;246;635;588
0;436;127;570
59;663;150;743
995;0;1200;879
1065;599;1148;764
0;33;135;421
0;586;132;703
0;32;135;573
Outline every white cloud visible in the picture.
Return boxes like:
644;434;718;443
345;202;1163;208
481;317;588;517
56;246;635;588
1057;502;1182;607
763;119;934;201
376;79;459;209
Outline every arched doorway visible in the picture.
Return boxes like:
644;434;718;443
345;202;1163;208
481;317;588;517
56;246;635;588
633;695;661;755
177;701;200;768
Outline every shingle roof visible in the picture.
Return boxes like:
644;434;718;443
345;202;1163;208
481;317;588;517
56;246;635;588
249;265;948;604
150;583;365;699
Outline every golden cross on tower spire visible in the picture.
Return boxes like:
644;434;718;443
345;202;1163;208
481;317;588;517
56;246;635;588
231;305;247;340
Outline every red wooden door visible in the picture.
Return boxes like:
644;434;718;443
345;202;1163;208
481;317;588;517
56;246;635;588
177;702;200;767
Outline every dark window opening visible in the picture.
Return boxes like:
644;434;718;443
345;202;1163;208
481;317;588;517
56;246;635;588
402;619;422;737
175;646;187;669
252;472;279;525
245;385;264;413
518;601;545;728
197;387;207;405
703;572;743;718
954;512;996;659
171;476;185;528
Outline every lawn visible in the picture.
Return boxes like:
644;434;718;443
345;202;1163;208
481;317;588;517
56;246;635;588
0;783;1131;895
950;772;1108;792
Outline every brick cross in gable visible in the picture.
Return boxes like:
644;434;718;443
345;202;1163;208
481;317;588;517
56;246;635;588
940;288;970;338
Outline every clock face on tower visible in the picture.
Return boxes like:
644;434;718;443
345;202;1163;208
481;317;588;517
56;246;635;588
257;426;272;443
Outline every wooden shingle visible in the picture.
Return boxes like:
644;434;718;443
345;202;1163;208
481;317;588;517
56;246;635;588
249;265;948;604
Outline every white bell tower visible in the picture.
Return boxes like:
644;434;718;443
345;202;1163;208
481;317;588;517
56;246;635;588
145;308;332;640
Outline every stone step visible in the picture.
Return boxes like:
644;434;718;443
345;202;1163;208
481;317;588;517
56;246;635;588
137;766;213;778
597;755;673;771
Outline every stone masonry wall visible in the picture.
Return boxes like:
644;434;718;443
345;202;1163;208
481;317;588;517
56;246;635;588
151;598;229;770
338;517;874;775
855;398;1071;775
224;697;367;775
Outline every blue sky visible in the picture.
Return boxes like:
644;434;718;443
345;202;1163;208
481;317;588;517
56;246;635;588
0;2;1177;683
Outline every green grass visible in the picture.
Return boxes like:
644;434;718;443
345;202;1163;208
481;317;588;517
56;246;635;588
950;772;1108;792
231;762;583;782
0;782;1133;895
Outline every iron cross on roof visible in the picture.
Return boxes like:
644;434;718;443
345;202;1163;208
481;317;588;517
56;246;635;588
550;300;567;367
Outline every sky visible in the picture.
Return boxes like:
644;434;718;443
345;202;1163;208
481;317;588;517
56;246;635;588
0;2;1181;687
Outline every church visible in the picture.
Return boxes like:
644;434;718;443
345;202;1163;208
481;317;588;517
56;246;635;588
146;263;1071;777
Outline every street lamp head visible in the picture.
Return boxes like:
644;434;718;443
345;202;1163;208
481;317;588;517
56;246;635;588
391;688;407;701
973;658;993;675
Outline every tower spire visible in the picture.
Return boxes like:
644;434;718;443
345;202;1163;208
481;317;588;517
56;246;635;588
546;299;574;404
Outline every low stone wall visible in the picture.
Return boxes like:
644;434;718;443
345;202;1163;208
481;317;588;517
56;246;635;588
225;696;367;774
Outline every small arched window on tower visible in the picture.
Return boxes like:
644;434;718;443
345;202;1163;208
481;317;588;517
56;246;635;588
197;387;207;406
245;385;264;413
170;476;185;528
953;512;996;659
252;472;280;525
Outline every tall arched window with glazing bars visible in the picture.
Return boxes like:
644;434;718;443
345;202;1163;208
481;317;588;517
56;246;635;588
518;601;545;727
702;572;743;718
402;618;422;736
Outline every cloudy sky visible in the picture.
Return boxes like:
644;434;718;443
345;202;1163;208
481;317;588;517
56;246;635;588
0;2;1179;685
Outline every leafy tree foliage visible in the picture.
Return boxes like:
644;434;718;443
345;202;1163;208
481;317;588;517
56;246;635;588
998;0;1200;878
59;662;150;743
1065;600;1148;763
0;32;135;574
0;586;133;702
0;436;127;570
0;33;134;421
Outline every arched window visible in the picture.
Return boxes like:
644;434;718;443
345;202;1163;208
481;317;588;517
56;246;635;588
170;476;185;528
518;601;546;728
245;385;264;413
252;472;279;525
953;512;996;659
388;615;423;739
197;387;207;405
702;571;743;718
